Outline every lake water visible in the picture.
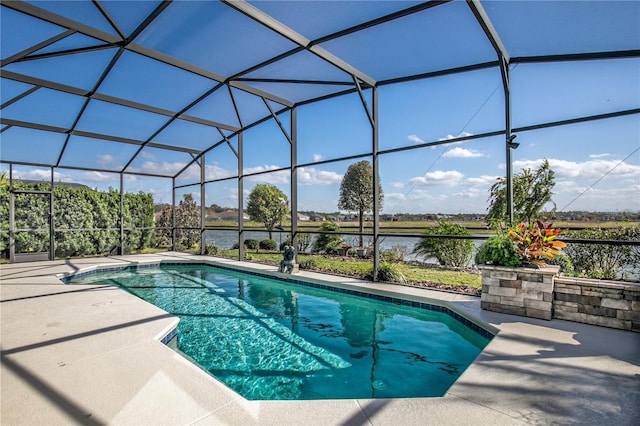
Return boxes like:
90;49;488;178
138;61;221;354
204;230;480;264
204;229;639;280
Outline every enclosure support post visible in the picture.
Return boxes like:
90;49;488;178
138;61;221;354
500;55;516;226
291;107;298;253
120;172;124;255
200;153;206;255
372;86;380;281
49;167;54;260
8;165;14;263
238;132;245;261
171;177;176;252
469;0;515;225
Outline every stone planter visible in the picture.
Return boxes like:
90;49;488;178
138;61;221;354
479;264;560;320
554;276;640;332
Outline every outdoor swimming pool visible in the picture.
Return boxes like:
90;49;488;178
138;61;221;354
64;263;494;400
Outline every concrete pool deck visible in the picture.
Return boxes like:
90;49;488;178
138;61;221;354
1;252;639;425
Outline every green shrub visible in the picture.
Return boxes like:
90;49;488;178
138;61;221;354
312;222;344;254
564;226;640;280
205;242;219;256
259;239;278;250
244;239;259;250
3;182;155;258
545;254;575;276
381;244;408;263
413;220;474;267
378;262;407;284
299;258;319;270
368;262;406;284
476;235;521;267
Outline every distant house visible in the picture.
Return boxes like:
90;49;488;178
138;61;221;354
297;212;310;221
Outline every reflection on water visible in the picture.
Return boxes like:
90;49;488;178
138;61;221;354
204;229;484;263
67;265;491;400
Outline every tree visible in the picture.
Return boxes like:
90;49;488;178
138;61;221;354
486;159;555;226
209;203;226;213
175;193;200;249
246;184;289;239
155;204;173;248
338;160;383;247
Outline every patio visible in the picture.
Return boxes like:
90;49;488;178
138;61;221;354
1;253;638;425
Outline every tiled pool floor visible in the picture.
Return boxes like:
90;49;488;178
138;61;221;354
2;253;639;425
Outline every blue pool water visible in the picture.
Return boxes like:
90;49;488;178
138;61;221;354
65;263;492;400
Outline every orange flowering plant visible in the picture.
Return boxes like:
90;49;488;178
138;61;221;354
507;220;567;266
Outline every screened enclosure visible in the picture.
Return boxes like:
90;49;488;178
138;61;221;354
1;1;638;274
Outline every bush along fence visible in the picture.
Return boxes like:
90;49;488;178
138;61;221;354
479;265;640;332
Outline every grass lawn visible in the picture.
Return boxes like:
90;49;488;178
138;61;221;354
217;249;481;295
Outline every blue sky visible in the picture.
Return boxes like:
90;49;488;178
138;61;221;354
139;60;640;213
1;1;639;215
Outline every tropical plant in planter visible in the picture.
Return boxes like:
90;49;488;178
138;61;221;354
475;234;521;267
476;221;567;268
507;220;566;267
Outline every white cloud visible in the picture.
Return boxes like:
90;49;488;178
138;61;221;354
313;153;323;162
443;147;484;158
14;168;50;181
465;175;500;186
409;170;464;186
451;188;484;198
245;169;290;184
79;171;117;182
589;153;612;159
408;134;424;144
226;188;240;204
138;161;187;176
555;183;640;212
97;154;116;167
298;167;343;185
205;163;236;180
404;189;444;209
391;181;405;189
514;158;640;180
437;131;473;141
11;168;72;183
244;165;280;175
385;192;406;203
140;151;156;160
